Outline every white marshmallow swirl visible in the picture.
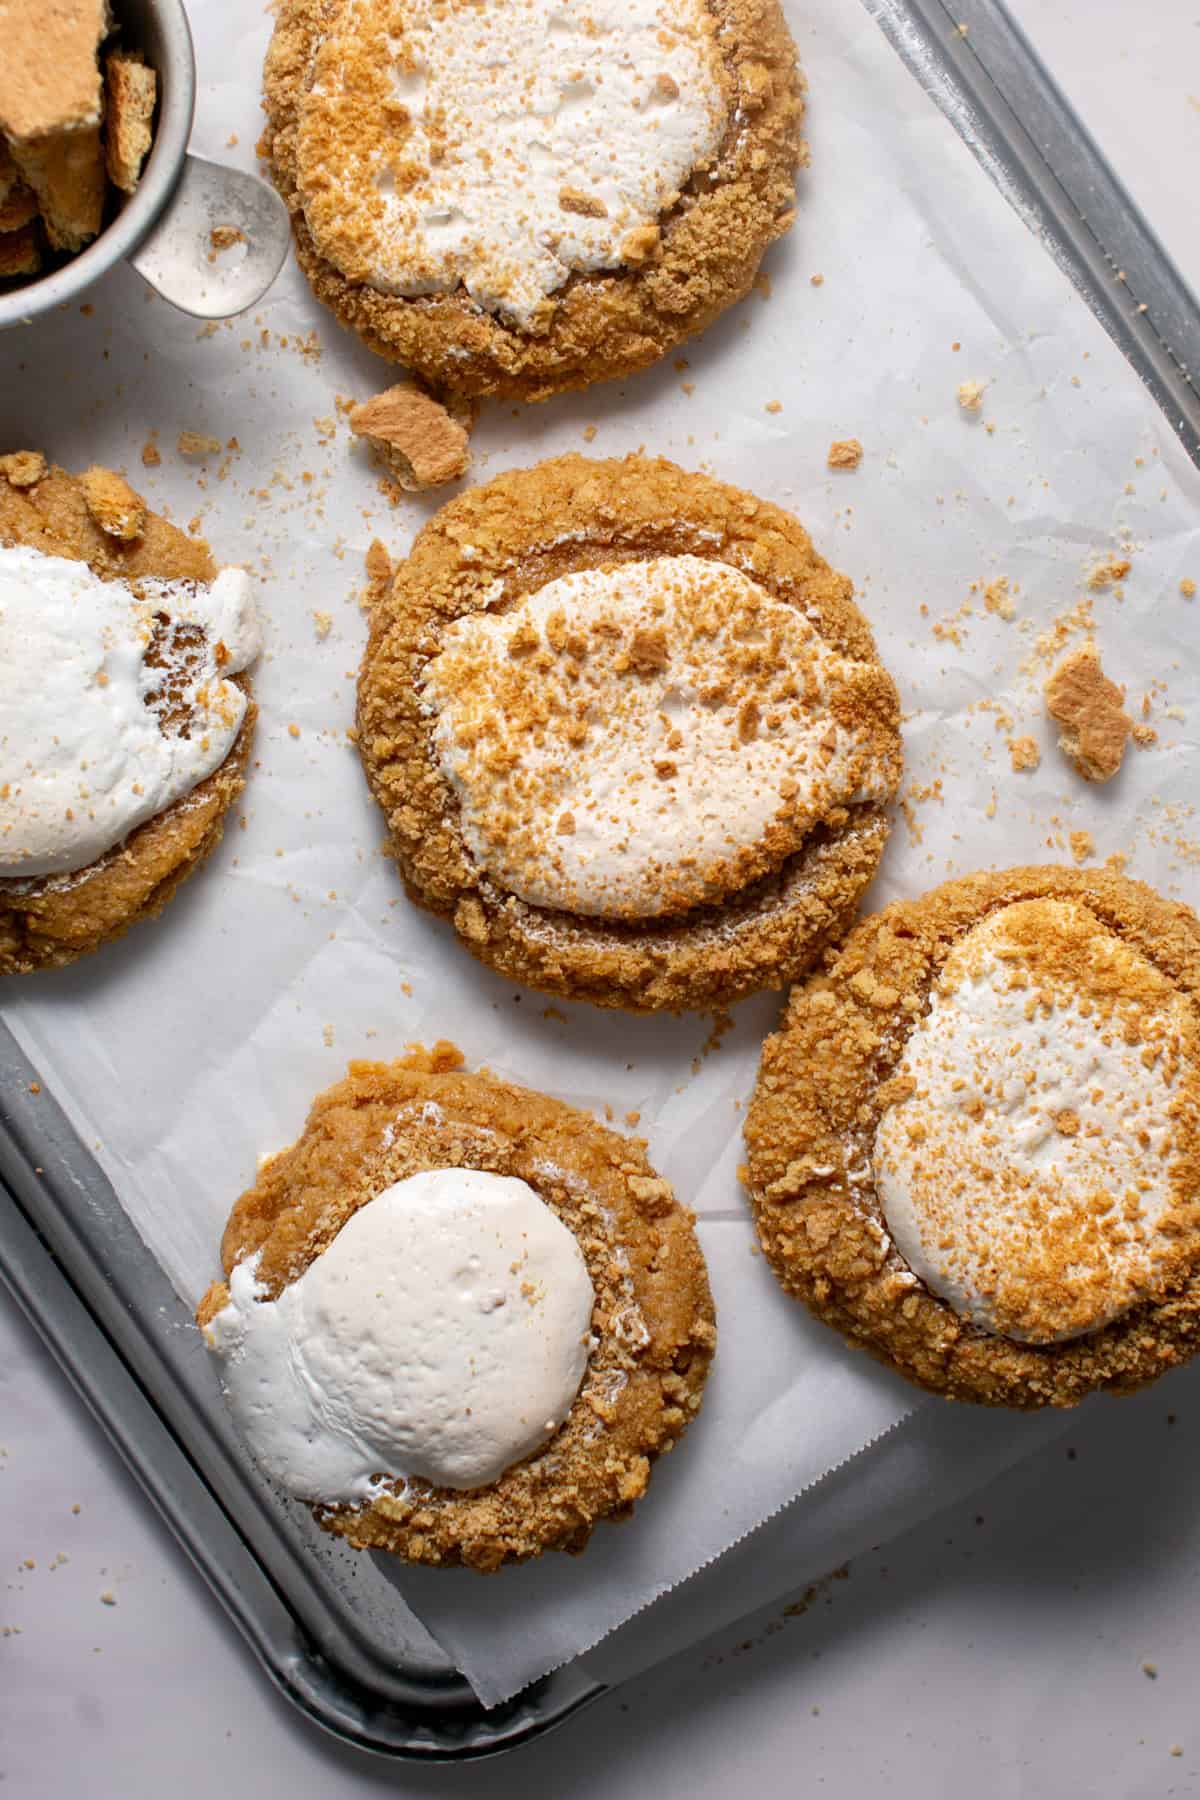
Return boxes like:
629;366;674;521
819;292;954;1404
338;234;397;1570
204;1169;596;1498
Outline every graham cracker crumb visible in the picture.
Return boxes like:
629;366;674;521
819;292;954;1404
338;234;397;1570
210;224;246;253
0;222;42;279
957;379;986;411
983;577;1016;621
827;438;863;471
1069;829;1094;864
810;272;824;286
177;431;222;458
1008;736;1040;773
312;610;333;640
1181;579;1196;599
141;437;161;468
0;450;47;489
1087;555;1132;591
764;400;783;415
12;125;105;251
104;49;156;194
0;0;106;141
80;466;145;541
349;382;470;491
1045;644;1131;783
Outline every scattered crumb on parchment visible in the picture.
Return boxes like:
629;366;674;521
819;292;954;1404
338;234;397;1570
1045;644;1132;783
827;438;863;471
983;576;1017;621
764;400;783;415
957;379;986;412
1008;736;1040;773
141;437;161;467
177;430;222;457
312;610;333;640
1182;578;1196;599
1069;830;1095;864
1087;554;1132;591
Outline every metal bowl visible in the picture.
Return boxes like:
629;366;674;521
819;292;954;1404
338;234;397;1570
0;0;290;329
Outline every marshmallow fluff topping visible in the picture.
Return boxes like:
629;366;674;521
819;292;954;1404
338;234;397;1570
874;898;1200;1345
0;543;259;879
204;1169;597;1498
421;555;899;920
294;0;728;329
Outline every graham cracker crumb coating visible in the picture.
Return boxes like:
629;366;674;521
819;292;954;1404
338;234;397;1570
198;1048;716;1570
744;865;1200;1408
356;454;902;1012
261;0;806;401
0;458;256;975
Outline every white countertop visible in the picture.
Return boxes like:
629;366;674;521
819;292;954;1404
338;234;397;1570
4;2;1200;1793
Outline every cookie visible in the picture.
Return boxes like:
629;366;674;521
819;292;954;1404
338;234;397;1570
357;454;903;1012
261;0;804;401
197;1045;716;1570
744;866;1200;1407
0;456;259;974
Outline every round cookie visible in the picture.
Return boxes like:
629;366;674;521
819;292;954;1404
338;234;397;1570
743;866;1200;1408
357;454;903;1012
262;0;804;401
197;1045;716;1570
0;455;258;975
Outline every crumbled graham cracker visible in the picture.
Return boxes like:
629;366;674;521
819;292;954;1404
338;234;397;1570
0;450;47;488
0;223;41;277
1069;829;1094;864
141;437;161;468
827;438;863;471
0;140;20;207
0;0;106;142
209;224;245;253
1008;736;1040;773
957;379;986;411
983;577;1016;621
177;431;222;457
104;50;157;195
1045;644;1132;783
349;382;470;491
0;181;37;233
1087;554;1132;591
12;124;105;252
80;466;145;541
1181;578;1196;599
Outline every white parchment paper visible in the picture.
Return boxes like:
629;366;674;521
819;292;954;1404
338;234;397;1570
3;0;1200;1709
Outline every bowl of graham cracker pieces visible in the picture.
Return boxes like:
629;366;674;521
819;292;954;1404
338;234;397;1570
0;0;289;327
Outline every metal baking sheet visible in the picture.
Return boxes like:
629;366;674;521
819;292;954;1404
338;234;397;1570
2;0;1198;1760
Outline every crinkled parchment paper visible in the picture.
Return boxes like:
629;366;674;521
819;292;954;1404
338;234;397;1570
2;0;1199;1708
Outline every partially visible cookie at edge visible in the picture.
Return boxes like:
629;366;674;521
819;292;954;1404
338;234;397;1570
744;865;1200;1408
0;455;259;974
